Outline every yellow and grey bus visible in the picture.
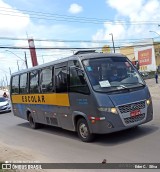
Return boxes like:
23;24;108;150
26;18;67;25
10;51;153;142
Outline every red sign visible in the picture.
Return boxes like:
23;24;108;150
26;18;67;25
130;110;141;117
138;49;152;66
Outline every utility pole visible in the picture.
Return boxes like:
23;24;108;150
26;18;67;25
5;74;8;87
0;79;2;89
109;33;115;53
17;60;20;71
24;51;28;68
9;67;11;75
6;50;28;69
42;55;44;64
3;77;5;90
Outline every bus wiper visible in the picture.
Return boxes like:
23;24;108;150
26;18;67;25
110;85;130;91
119;85;130;91
121;82;145;86
138;82;145;86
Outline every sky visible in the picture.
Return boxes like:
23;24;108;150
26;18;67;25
0;0;160;85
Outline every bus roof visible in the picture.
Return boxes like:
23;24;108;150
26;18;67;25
11;52;127;76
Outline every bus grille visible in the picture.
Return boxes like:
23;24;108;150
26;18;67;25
118;101;145;113
124;113;145;124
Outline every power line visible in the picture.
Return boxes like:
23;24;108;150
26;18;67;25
0;7;110;23
0;6;160;25
0;42;160;50
0;12;159;25
0;46;105;50
0;36;158;44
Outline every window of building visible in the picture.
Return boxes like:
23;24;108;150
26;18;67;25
20;73;28;94
11;75;19;94
40;67;53;93
29;70;39;93
55;67;68;93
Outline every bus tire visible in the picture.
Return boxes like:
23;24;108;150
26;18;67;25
28;114;40;129
77;118;94;142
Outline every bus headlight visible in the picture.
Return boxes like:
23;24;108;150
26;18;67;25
98;107;118;114
146;99;151;106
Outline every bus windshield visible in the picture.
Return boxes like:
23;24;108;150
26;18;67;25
82;57;145;93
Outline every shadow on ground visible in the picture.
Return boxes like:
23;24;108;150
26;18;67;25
95;125;158;146
17;122;159;146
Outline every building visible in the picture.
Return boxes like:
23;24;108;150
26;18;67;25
120;39;160;72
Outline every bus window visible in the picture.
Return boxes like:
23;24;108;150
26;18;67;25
11;75;19;94
40;67;53;93
83;57;144;92
20;73;28;94
29;70;39;93
55;67;68;93
69;67;90;94
68;60;82;68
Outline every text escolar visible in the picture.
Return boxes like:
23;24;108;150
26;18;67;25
22;95;45;103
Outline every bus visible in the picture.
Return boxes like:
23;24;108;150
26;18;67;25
10;51;153;142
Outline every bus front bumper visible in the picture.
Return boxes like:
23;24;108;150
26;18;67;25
89;104;153;134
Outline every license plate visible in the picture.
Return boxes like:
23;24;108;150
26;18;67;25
130;110;141;117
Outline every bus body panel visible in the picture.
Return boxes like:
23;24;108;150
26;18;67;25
68;92;98;133
84;86;153;134
108;87;151;106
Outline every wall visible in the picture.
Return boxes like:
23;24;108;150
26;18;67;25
120;46;134;61
134;40;156;71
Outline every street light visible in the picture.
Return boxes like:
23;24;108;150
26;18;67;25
5;50;28;69
9;67;11;75
41;55;45;64
149;30;160;37
109;33;115;53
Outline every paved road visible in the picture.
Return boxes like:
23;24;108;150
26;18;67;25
0;79;160;167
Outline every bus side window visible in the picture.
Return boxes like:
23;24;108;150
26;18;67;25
40;67;53;93
68;60;82;69
29;70;39;93
11;75;19;94
20;73;28;94
55;67;68;93
69;67;90;94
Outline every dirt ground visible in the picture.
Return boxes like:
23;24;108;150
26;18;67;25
0;78;159;171
0;142;49;172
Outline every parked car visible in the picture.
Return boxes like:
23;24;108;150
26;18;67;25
140;71;149;77
0;97;11;113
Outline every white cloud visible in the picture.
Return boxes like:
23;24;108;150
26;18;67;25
0;0;86;82
106;0;160;24
68;3;83;14
107;0;144;16
0;0;30;37
93;0;160;44
35;41;72;63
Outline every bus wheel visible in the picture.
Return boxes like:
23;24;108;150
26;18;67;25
28;114;39;129
77;118;94;142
